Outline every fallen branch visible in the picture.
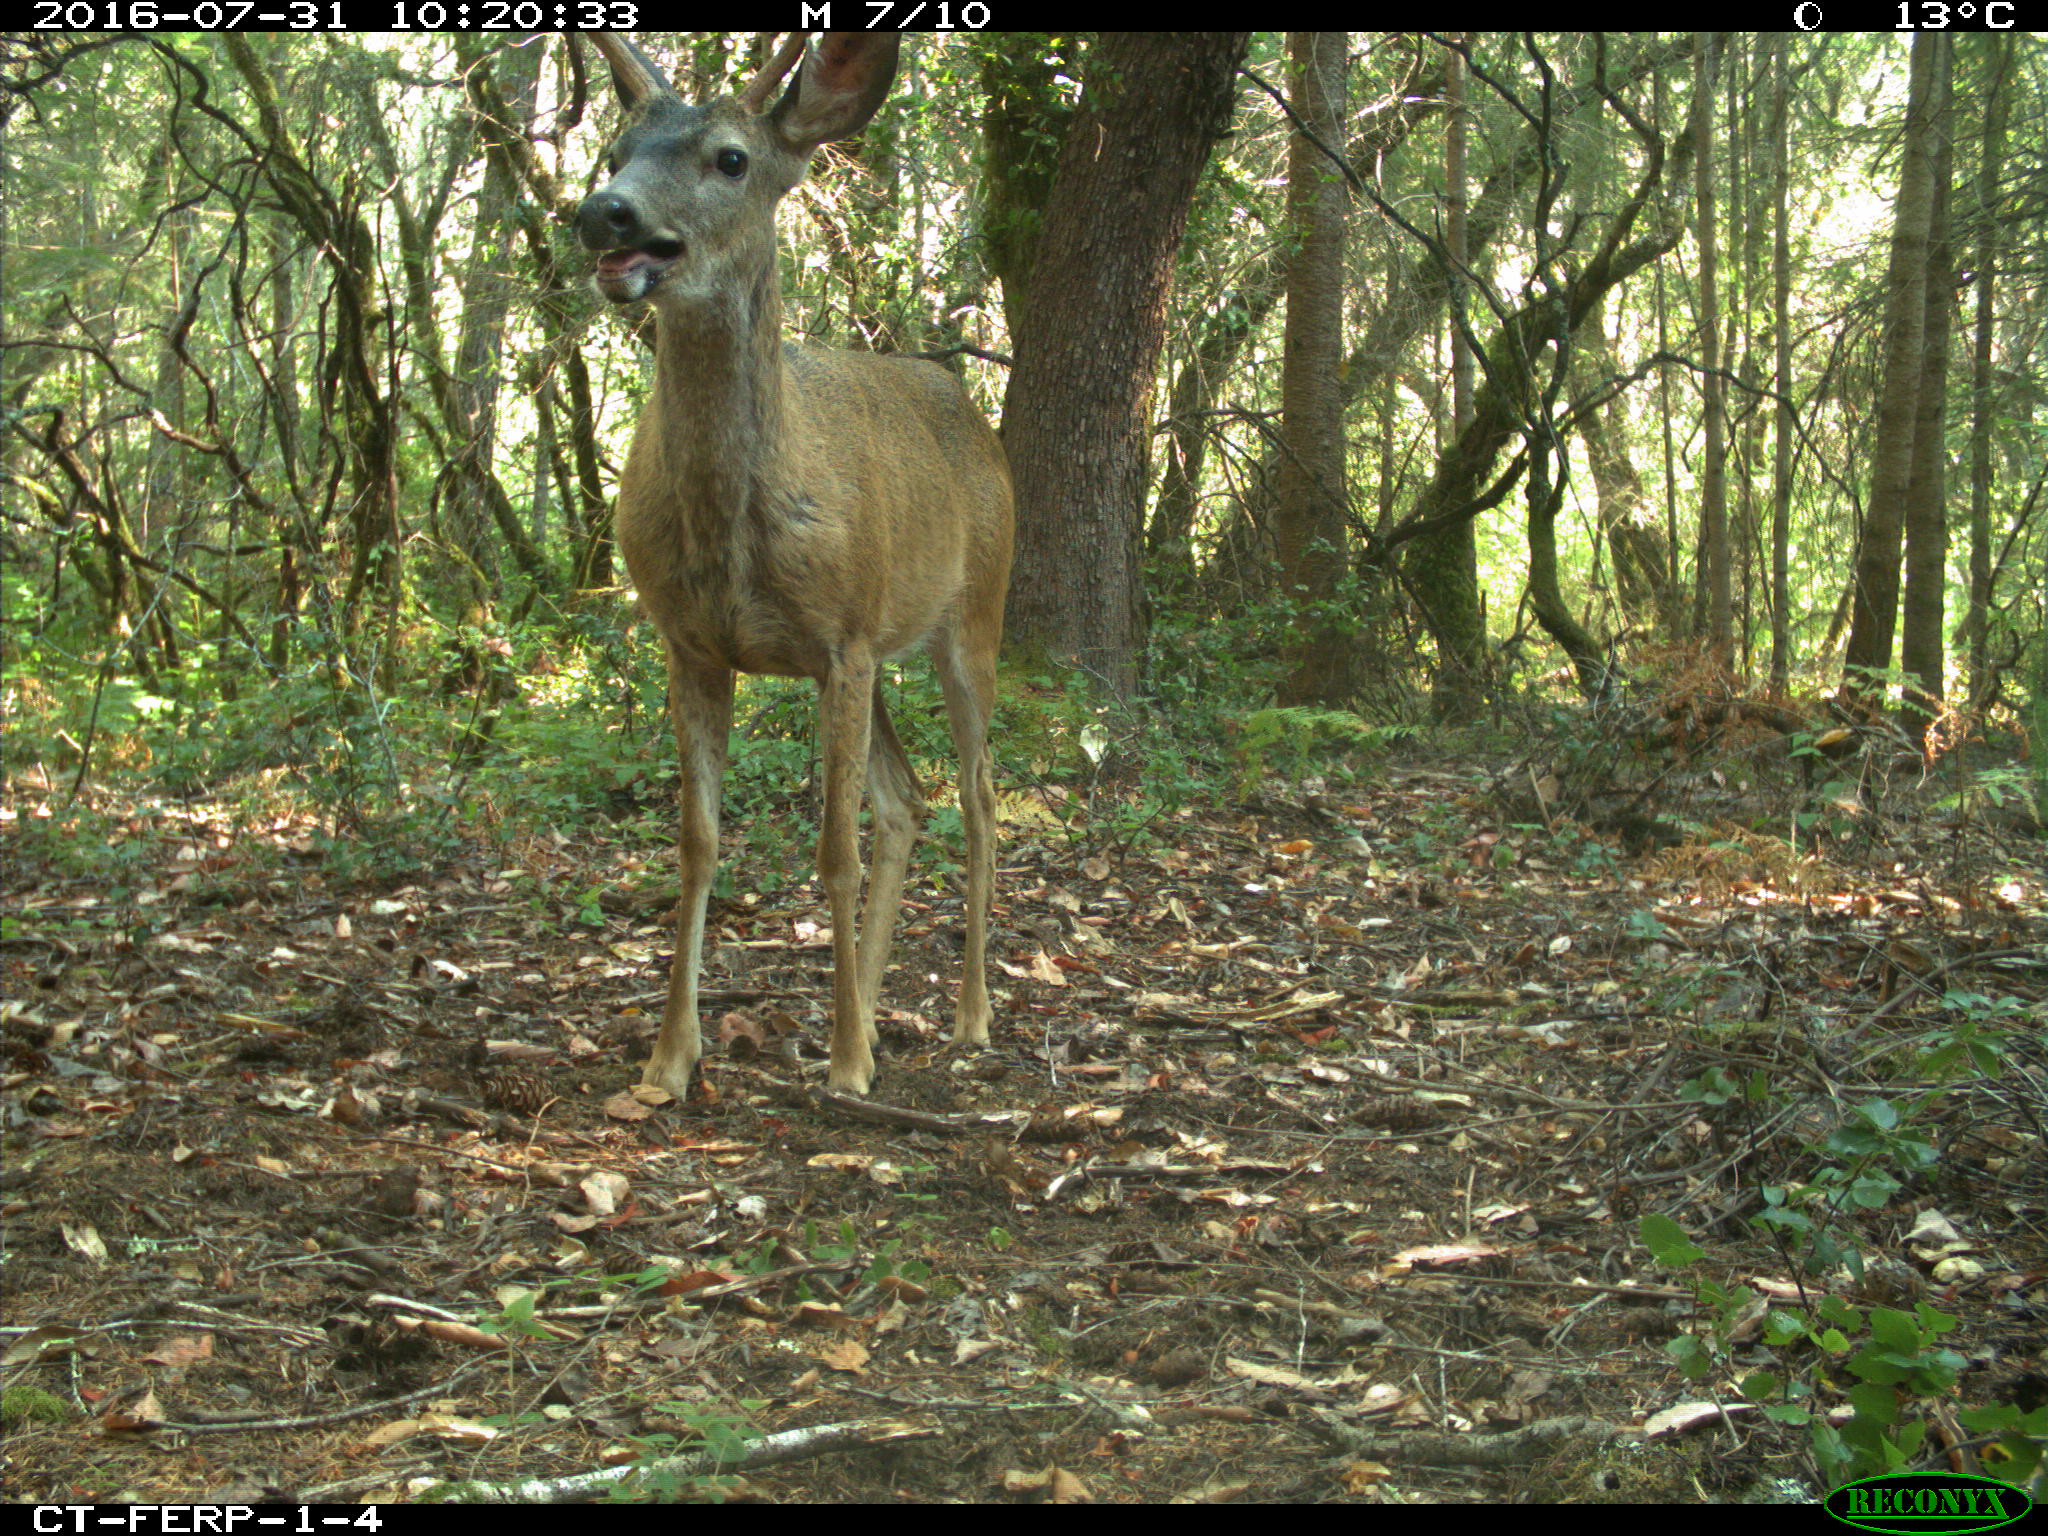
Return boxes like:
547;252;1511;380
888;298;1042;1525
1307;1412;1627;1464
803;1086;1028;1134
413;1417;939;1503
141;1361;499;1436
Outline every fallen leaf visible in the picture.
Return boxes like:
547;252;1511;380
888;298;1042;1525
606;1090;658;1120
579;1171;630;1215
141;1335;214;1369
815;1337;869;1373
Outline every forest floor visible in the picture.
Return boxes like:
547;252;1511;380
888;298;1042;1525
2;743;2044;1504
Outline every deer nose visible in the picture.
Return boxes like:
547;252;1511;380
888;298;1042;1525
577;190;644;249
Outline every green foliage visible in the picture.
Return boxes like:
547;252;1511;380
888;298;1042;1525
605;1398;762;1503
474;1287;553;1343
1624;909;1675;942
1916;991;2022;1077
1397;797;1472;874
2;638;406;889
1642;988;2039;1489
986;596;1411;856
1791;749;1867;843
746;1218;936;1302
1649;1210;1983;1488
836;1226;928;1290
1516;819;1627;878
1934;760;2041;828
2032;679;2048;826
1229;705;1388;796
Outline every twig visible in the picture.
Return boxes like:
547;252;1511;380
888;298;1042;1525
804;1085;1028;1134
1307;1411;1628;1462
142;1361;498;1436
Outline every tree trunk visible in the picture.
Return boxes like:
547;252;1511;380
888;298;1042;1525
1527;446;1606;696
1412;37;1480;720
1769;33;1794;689
1582;334;1679;636
1692;32;1732;658
1206;40;1689;610
222;36;401;639
1965;36;2009;710
1002;32;1249;697
1447;37;1473;441
1274;32;1351;706
1841;35;1940;708
1407;513;1482;715
1149;47;1438;595
972;33;1076;350
445;34;543;606
1147;282;1278;594
1899;37;1955;747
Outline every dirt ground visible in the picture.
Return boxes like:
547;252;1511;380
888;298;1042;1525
3;762;2044;1503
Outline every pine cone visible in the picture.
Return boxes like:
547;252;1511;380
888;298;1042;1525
466;1040;556;1115
478;1067;555;1114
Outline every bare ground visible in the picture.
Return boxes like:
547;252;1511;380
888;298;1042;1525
3;760;2044;1504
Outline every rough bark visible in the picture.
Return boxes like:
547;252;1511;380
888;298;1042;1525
1274;32;1352;706
1002;32;1249;696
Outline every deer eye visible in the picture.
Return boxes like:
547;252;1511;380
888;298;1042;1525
715;147;747;179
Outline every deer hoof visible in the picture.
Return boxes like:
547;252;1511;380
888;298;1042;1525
826;1056;875;1095
952;1013;991;1047
640;1059;697;1099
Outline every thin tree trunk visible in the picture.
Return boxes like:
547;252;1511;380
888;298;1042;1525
1692;32;1731;657
1275;32;1351;706
1769;33;1794;689
1965;36;2009;710
1582;314;1678;635
1899;37;1955;747
1447;37;1472;439
1841;35;1940;709
1411;35;1482;719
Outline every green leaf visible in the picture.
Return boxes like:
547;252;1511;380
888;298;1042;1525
1640;1212;1705;1266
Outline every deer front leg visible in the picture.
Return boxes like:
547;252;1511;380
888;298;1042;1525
645;651;734;1097
817;652;877;1093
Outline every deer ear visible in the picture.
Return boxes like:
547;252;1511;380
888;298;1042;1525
770;34;900;150
588;34;674;110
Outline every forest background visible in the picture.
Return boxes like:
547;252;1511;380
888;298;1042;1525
2;28;2043;928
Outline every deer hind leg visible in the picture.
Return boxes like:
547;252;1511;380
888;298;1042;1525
935;626;998;1047
856;687;925;1041
817;652;880;1093
646;650;734;1097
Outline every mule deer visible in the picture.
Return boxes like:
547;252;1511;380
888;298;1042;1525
576;33;1013;1096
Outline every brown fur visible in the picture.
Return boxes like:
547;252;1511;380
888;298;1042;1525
579;35;1013;1094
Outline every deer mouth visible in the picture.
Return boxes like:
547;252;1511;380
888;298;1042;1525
592;239;684;302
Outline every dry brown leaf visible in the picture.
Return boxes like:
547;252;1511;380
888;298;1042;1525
814;1336;869;1374
141;1334;214;1369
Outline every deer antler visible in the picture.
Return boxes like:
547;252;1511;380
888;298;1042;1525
587;34;671;104
738;32;808;112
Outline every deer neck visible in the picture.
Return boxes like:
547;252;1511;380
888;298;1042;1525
640;260;791;534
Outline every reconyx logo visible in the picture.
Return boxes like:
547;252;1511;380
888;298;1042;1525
1825;1473;2032;1535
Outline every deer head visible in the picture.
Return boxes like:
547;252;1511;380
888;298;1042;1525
576;34;900;309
